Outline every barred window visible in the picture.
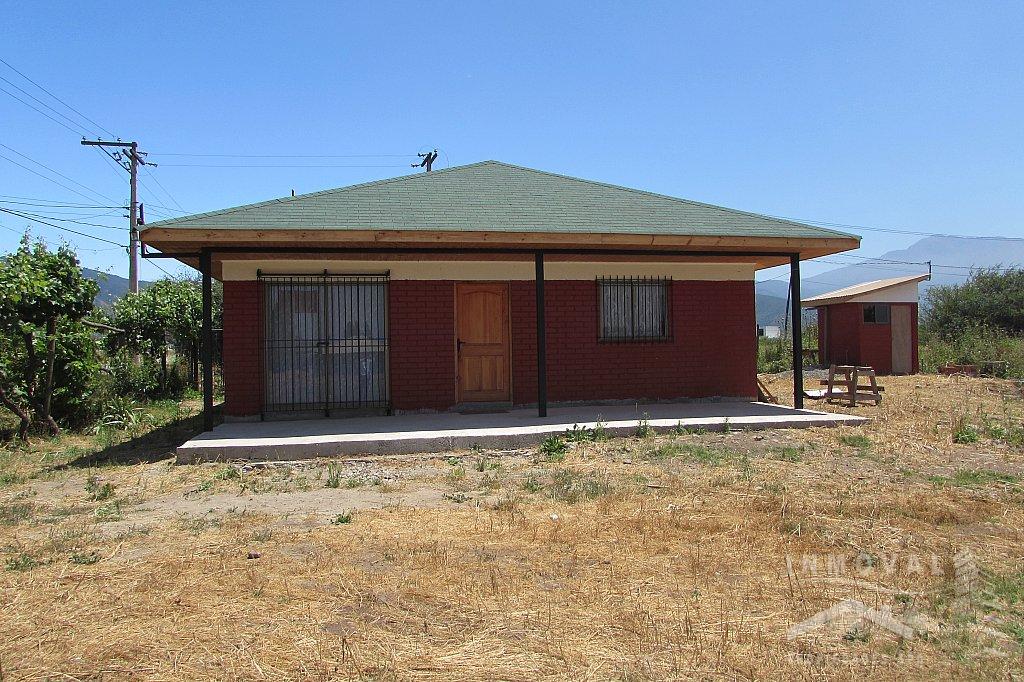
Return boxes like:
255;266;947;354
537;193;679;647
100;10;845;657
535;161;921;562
597;277;671;341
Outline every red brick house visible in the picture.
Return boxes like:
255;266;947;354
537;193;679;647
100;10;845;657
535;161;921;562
140;161;859;427
802;274;926;374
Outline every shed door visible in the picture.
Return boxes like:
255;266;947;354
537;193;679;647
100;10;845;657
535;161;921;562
891;305;912;374
455;283;510;403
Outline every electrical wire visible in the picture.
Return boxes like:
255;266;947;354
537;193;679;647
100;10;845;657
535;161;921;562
156;163;411;168
0;152;109;205
0;142;120;204
145;257;176;278
0;57;117;138
768;213;1024;243
141;166;186;212
150;152;410;158
0;74;94;137
0;207;125;231
0;85;90;137
0;199;123;209
0;207;125;246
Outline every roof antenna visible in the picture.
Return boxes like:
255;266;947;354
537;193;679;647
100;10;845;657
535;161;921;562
413;149;438;172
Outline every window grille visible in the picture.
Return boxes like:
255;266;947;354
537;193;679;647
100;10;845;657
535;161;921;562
597;277;672;342
863;304;890;324
260;273;389;417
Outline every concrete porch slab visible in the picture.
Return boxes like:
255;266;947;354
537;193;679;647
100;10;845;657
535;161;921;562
176;402;868;463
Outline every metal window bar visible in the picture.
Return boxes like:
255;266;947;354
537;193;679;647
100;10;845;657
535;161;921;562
260;273;390;417
597;276;672;342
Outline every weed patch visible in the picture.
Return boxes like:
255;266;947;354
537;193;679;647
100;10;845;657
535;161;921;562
69;550;100;565
839;434;872;450
772;446;804;463
85;476;115;501
330;511;354;525
538;436;568;462
547;469;613;503
5;552;40;571
0;502;34;525
928;469;1019;487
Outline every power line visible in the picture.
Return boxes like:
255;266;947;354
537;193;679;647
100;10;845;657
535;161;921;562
0;142;120;204
0;207;125;246
145;258;176;278
0;207;125;231
0;74;94;136
0;193;118;205
0;205;122;219
0;151;111;205
0;84;90;137
0;222;122;252
821;252;1021;272
140;167;186;212
0;57;117;138
0;199;123;209
155;163;411;168
769;213;1024;243
150;152;410;158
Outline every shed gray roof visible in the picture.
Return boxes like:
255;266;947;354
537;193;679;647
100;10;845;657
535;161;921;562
144;160;857;241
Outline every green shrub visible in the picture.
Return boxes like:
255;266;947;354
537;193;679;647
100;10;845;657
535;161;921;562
539;436;568;462
920;325;1024;378
107;351;162;399
635;414;655;438
330;511;354;525
5;552;40;571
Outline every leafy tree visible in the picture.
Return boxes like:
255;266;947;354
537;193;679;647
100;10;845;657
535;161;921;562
923;268;1024;336
0;237;99;438
107;278;212;392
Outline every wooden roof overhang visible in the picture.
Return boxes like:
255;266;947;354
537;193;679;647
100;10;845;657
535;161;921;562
141;227;860;280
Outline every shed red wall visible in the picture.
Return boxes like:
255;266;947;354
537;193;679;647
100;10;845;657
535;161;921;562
220;278;759;417
818;302;918;374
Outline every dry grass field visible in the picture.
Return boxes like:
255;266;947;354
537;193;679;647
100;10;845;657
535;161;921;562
1;374;1023;680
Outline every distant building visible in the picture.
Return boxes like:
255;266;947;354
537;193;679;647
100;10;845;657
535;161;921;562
801;274;927;375
758;325;782;339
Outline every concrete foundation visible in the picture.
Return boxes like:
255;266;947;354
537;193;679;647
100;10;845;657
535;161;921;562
176;401;868;463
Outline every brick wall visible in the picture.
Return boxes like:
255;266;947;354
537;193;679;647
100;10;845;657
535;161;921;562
511;280;757;404
222;277;760;416
222;281;262;417
388;280;457;410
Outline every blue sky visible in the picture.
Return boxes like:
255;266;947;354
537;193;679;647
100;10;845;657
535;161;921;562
3;1;1022;282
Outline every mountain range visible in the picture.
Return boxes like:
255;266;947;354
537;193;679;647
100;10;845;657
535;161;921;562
756;235;1024;326
84;269;153;307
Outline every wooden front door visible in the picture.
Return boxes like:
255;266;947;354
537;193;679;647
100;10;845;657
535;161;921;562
891;304;913;374
455;283;511;403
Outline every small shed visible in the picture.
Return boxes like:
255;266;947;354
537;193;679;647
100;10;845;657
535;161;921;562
802;274;928;375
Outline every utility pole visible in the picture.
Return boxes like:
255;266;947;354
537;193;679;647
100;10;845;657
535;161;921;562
81;139;154;293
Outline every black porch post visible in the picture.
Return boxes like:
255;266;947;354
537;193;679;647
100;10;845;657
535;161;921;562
790;253;804;409
535;252;547;417
200;249;214;431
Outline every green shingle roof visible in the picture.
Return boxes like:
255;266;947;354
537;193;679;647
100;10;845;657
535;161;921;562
144;160;858;241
